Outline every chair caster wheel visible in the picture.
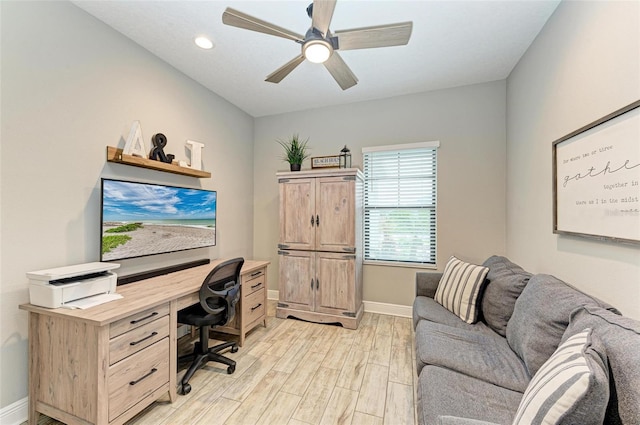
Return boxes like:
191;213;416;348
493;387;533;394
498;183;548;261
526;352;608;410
231;345;239;353
227;365;235;374
181;383;191;395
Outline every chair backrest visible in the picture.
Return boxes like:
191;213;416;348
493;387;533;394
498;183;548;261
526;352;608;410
199;258;244;325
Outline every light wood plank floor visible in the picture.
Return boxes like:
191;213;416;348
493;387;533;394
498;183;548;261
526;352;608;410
28;301;417;425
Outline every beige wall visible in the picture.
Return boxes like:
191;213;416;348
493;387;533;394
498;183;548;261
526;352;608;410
253;81;508;306
506;0;640;318
0;1;254;408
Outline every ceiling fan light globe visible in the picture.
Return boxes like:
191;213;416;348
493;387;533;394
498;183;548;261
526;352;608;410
303;40;332;63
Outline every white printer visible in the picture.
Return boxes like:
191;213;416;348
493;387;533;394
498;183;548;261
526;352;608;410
28;262;120;309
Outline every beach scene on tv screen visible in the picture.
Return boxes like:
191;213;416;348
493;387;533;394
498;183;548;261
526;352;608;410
101;180;216;261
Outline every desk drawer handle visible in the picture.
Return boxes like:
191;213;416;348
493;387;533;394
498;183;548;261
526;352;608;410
251;303;262;312
130;332;158;346
129;368;157;386
250;271;262;277
250;283;262;290
130;312;158;324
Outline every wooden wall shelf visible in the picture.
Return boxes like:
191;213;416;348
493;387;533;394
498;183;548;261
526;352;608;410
106;146;211;178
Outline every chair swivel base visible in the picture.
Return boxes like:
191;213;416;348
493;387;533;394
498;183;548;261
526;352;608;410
178;339;238;395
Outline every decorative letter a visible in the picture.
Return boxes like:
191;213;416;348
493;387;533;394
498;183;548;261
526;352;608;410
123;121;147;158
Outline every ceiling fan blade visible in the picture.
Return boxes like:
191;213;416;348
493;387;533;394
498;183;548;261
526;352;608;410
311;0;337;37
335;21;413;51
324;52;358;90
265;55;306;84
222;7;304;43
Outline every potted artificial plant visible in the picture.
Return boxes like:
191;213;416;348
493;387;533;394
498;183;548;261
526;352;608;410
277;134;310;171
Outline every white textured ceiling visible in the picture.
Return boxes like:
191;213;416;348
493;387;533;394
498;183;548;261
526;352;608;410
72;0;560;117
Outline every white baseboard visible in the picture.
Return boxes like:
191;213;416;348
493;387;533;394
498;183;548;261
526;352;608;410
0;397;27;425
362;300;413;318
268;290;412;318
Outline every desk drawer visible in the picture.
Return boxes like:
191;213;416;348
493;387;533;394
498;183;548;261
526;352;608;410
109;315;170;365
108;338;170;421
243;268;266;296
110;303;169;338
243;288;265;325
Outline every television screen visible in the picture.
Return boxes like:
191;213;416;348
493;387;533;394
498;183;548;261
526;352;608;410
100;178;216;261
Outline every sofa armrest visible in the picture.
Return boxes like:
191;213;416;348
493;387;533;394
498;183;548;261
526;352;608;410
416;272;442;298
437;416;501;425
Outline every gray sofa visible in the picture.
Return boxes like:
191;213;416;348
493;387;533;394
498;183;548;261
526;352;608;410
413;255;640;425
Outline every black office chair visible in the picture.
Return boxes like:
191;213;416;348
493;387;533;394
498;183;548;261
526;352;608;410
177;257;244;395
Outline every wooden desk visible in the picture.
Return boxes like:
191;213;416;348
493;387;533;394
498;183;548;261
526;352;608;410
19;259;269;425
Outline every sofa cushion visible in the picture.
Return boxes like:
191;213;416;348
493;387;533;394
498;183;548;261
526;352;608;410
413;296;498;336
506;274;618;377
513;328;609;425
562;305;640;425
417;365;521;425
481;256;532;337
415;320;530;392
434;256;489;324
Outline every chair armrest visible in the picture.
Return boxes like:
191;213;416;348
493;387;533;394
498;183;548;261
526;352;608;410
437;416;501;425
416;272;442;298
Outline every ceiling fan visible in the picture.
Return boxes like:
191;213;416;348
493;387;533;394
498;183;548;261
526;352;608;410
222;0;413;90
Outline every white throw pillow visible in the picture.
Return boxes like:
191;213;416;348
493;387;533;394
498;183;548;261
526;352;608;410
434;256;489;324
512;328;609;425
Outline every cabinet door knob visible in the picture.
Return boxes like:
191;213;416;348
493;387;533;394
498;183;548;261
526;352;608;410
311;215;315;227
316;215;319;226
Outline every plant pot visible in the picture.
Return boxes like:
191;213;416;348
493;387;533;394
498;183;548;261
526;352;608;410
290;163;301;172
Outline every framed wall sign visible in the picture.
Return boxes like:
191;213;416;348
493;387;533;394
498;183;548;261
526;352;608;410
312;155;340;169
552;100;640;244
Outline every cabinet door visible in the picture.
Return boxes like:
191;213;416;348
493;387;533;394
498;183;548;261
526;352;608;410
279;178;316;250
315;252;356;316
278;250;314;312
316;176;356;252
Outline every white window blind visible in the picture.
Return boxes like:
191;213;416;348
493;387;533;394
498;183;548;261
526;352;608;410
362;142;438;265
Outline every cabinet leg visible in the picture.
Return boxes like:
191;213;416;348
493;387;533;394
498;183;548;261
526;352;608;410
28;410;39;425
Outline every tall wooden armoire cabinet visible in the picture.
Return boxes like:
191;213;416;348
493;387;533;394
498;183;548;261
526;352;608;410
276;168;364;329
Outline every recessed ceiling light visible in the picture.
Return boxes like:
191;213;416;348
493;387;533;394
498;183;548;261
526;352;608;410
195;36;214;50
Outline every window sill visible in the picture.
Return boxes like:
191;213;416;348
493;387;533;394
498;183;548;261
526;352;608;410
363;260;437;269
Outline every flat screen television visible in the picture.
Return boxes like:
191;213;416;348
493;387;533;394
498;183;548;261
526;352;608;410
100;178;216;261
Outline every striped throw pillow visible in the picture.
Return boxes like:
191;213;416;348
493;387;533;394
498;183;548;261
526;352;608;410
434;256;489;324
512;328;609;425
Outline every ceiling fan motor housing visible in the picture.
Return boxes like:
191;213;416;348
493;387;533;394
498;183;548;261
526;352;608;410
302;28;338;63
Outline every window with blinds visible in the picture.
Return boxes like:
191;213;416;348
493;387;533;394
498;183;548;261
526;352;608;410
362;142;439;265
